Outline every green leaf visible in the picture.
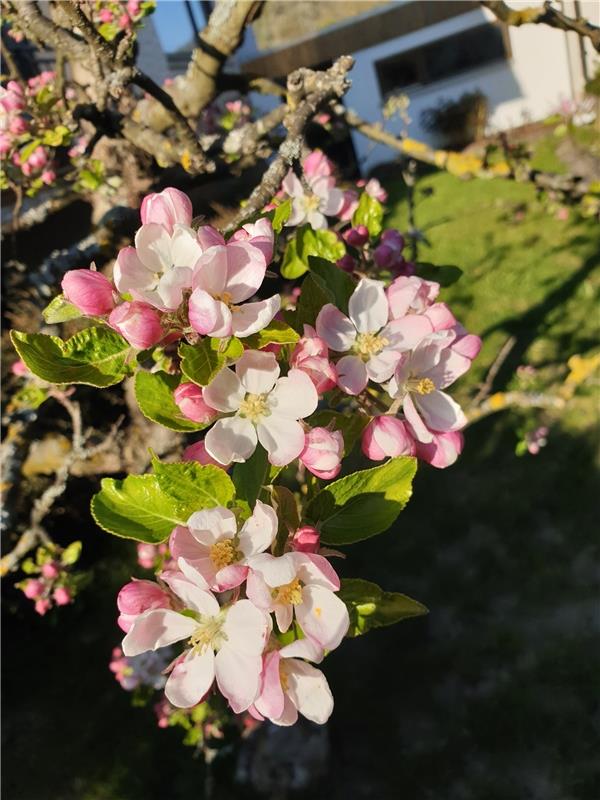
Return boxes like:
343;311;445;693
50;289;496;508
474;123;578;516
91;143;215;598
307;410;370;456
233;445;269;506
308;257;355;315
10;385;49;411
280;226;345;279
352;192;384;238
306;457;417;545
10;327;131;387
42;294;82;324
293;273;334;332
179;337;243;386
270;198;292;233
91;475;186;543
61;541;82;566
91;463;235;543
243;321;299;350
270;485;300;555
416;263;463;287
19;138;42;162
152;460;235;512
134;371;208;432
42;125;71;147
339;578;428;637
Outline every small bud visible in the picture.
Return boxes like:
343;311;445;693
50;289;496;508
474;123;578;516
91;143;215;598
173;383;218;424
300;427;344;480
140;187;192;234
343;225;369;248
291;525;320;554
35;598;51;616
62;269;116;315
109;301;163;350
23;579;44;599
362;417;415;461
53;587;71;606
41;562;60;580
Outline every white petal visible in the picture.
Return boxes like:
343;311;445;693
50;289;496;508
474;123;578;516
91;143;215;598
366;350;401;383
315;304;356;352
222;599;268;655
165;648;215;707
224;243;268;303
231;295;280;338
280;637;324;663
238;500;278;557
191;246;229;296
156;266;193;310
188;289;231;337
203;367;244;413
296;585;349;650
122;609;196;656
402;393;433;444
170;224;202;269
205;416;257;464
286;659;333;724
348;278;388;334
415;390;467;433
236;349;280;395
249;552;297;588
336;355;368;395
257;415;306;466
269;369;318;420
134;223;172;273
215;647;262;713
187;507;238;546
114;246;153;294
275;603;294;633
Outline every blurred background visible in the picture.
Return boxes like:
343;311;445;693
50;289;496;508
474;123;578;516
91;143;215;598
2;2;599;798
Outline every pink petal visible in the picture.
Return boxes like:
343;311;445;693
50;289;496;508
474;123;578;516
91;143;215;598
315;305;356;352
336;355;368;395
366;349;402;383
122;609;196;656
188;289;231;336
415;390;467;433
165;648;215;707
196;225;225;251
423;302;457;332
402;393;433;444
294;552;340;591
114;246;152;294
383;315;434;352
215;564;248;591
191;246;229;296
254;651;285;721
225;243;268;303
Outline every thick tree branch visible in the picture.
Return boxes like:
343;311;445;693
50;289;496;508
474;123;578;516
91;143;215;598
481;0;600;52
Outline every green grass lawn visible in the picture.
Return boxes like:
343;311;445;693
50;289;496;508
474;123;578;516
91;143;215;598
3;135;599;800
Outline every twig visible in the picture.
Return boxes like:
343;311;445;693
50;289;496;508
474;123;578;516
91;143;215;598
472;335;516;406
467;390;565;424
481;0;600;52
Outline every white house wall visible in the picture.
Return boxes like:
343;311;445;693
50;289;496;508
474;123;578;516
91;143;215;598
346;6;586;172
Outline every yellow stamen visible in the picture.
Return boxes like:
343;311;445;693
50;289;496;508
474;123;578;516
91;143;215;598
216;290;233;307
279;661;290;692
272;578;303;606
408;377;435;395
354;332;389;358
209;539;237;570
188;616;226;654
304;193;321;212
239;392;270;423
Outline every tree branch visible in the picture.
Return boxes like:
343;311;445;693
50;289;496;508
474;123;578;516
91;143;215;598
481;0;600;52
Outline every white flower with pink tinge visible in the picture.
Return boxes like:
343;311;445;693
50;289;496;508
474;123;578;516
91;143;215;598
250;637;333;726
114;223;201;311
122;559;268;712
170;502;278;592
387;329;471;443
316;278;433;395
203;350;318;466
282;170;344;229
246;551;349;651
189;222;279;338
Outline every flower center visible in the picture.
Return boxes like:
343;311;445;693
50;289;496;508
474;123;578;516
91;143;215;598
215;290;234;307
272;578;303;606
407;377;435;395
238;392;270;423
209;539;238;570
188;615;226;654
304;193;321;212
354;332;389;358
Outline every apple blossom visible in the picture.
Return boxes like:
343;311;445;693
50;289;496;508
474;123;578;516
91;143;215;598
109;301;163;350
35;598;51;616
283;170;344;229
246;551;349;650
386;275;440;319
251;637;333;725
114;222;201;311
122;559;269;712
203;350;318;466
117;579;172;632
363;177;388;203
316;278;433;394
362;416;415;461
229;217;275;264
303;150;334;178
169;502;278;591
189;229;279;338
140;187;192;234
299;427;344;480
289;325;337;393
41;562;60;580
387;330;471;443
62;269;116;316
173;383;218;425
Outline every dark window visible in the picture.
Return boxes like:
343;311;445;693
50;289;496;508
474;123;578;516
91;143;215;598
376;24;508;96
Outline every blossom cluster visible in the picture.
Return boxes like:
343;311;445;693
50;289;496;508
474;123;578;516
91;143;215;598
16;541;81;615
117;503;346;726
89;0;155;40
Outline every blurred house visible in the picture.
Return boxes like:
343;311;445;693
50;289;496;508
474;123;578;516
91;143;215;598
236;0;599;171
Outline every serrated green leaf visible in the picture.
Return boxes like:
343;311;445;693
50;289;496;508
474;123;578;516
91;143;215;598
308;257;355;315
243;321;299;350
292;273;334;332
307;410;370;456
280;226;345;279
416;262;463;287
271;198;292;233
232;445;269;506
152;460;235;512
352;192;384;237
306;457;417;545
10;327;131;387
179;337;243;386
134;371;208;432
339;578;428;637
42;294;82;324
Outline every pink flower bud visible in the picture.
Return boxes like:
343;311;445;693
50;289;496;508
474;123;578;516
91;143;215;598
41;169;56;185
0;133;11;156
127;0;141;16
343;225;369;247
173;382;218;424
109;301;163;350
53;587;71;605
140;187;192;234
291;525;320;553
117;579;171;632
0;81;25;113
11;359;29;377
23;579;44;599
182;440;229;469
27;146;47;170
303;150;334;178
137;543;158;569
9;116;27;134
300;427;344;480
41;562;60;579
62;269;116;315
98;8;113;22
362;417;415;461
413;429;464;469
35;598;51;615
229;217;274;264
290;327;337;393
364;178;388;203
336;254;356;273
118;12;131;29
